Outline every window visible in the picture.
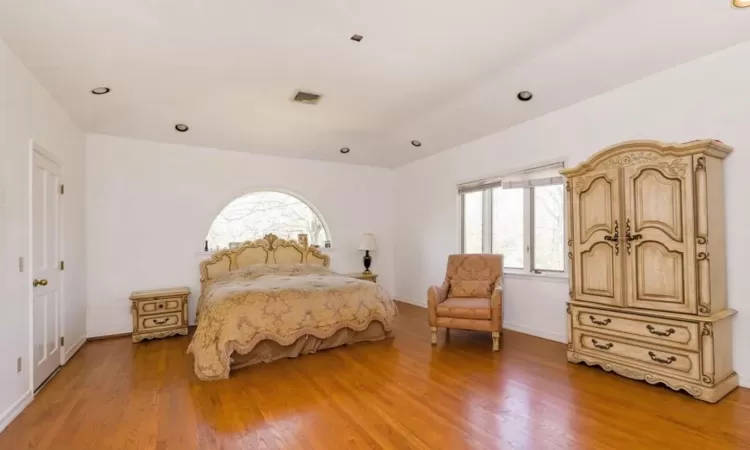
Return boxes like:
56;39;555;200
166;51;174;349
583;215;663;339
462;191;483;253
459;162;566;273
533;184;565;271
492;187;524;268
206;191;330;250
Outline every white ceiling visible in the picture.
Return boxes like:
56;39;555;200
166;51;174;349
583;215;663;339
0;1;748;168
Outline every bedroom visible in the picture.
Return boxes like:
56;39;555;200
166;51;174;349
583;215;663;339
1;1;750;449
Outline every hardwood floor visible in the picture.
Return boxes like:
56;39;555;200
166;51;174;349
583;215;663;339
1;301;749;450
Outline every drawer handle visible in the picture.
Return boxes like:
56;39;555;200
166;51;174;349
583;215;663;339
158;304;164;309
648;351;677;365
646;325;675;337
589;315;611;326
152;318;170;325
591;339;613;350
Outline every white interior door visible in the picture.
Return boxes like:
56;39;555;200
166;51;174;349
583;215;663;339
32;150;62;391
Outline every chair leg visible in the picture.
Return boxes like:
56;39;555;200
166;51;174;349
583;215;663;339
492;332;500;352
430;327;437;345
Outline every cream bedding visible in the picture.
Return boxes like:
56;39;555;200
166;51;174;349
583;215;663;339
187;264;398;380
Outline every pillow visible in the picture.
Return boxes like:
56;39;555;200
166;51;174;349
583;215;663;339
448;280;493;298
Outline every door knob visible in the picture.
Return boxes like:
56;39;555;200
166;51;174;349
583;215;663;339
33;279;48;287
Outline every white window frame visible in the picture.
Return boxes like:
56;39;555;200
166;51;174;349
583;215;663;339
459;161;569;280
205;189;332;251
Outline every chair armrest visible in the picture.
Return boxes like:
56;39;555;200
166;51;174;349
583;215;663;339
427;285;448;326
428;285;448;307
491;286;503;307
491;287;503;332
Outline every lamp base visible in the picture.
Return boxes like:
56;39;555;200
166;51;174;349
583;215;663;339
363;251;372;274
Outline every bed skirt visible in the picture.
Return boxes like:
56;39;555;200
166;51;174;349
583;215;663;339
229;321;392;371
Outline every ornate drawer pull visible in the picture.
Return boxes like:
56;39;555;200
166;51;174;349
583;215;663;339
589;315;611;326
591;339;613;350
646;325;675;337
648;351;677;365
152;318;171;325
158;303;165;309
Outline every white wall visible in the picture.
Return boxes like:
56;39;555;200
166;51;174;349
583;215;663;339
0;38;86;430
394;41;750;388
85;134;395;337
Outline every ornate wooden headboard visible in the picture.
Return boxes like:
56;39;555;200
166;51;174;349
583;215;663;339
199;234;330;293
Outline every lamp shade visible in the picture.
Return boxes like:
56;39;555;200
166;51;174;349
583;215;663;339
358;233;377;251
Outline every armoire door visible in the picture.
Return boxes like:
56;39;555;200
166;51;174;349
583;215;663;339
571;169;623;306
622;156;696;314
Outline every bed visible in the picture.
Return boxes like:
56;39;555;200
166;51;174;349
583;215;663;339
187;234;398;380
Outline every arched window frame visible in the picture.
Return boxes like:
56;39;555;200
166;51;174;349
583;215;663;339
205;188;332;250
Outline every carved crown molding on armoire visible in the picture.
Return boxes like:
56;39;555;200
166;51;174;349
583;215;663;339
562;139;737;403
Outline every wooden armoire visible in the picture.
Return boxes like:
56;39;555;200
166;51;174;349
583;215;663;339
562;140;737;403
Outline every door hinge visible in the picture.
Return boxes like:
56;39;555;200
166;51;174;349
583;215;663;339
60;261;65;271
60;184;64;195
60;336;65;346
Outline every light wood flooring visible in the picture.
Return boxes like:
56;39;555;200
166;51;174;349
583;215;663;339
1;301;749;449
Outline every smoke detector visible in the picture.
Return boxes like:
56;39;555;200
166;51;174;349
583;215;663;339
292;91;322;105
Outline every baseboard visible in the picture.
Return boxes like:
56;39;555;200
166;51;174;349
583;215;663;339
0;390;32;434
395;297;426;308
87;331;132;341
501;322;566;343
63;335;87;363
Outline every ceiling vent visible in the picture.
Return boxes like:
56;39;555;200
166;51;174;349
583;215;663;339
292;91;322;105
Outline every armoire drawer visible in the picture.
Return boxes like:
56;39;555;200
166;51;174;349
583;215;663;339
571;305;699;351
572;330;700;381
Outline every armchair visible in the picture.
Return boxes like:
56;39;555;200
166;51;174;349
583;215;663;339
427;254;503;351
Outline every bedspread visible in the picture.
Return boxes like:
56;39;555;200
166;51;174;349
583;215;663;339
187;264;397;380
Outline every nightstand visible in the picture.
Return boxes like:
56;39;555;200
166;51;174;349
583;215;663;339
347;272;378;283
129;287;190;343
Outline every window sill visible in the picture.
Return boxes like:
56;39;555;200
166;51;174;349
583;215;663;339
503;270;568;283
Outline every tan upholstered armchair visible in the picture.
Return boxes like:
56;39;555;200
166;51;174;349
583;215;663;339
428;254;504;351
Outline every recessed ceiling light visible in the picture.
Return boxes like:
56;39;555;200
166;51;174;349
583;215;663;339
734;0;750;7
91;87;110;95
175;124;189;132
350;34;363;42
340;147;350;154
517;91;533;101
411;140;422;147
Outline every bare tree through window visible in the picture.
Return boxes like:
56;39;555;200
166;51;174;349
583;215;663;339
492;188;524;268
533;185;565;271
206;191;328;249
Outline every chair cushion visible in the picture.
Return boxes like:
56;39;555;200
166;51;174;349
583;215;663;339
448;280;493;298
436;297;492;320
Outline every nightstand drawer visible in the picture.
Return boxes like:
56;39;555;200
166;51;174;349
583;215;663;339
139;313;182;332
138;297;183;316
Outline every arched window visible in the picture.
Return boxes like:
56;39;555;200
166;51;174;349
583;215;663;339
206;191;330;250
